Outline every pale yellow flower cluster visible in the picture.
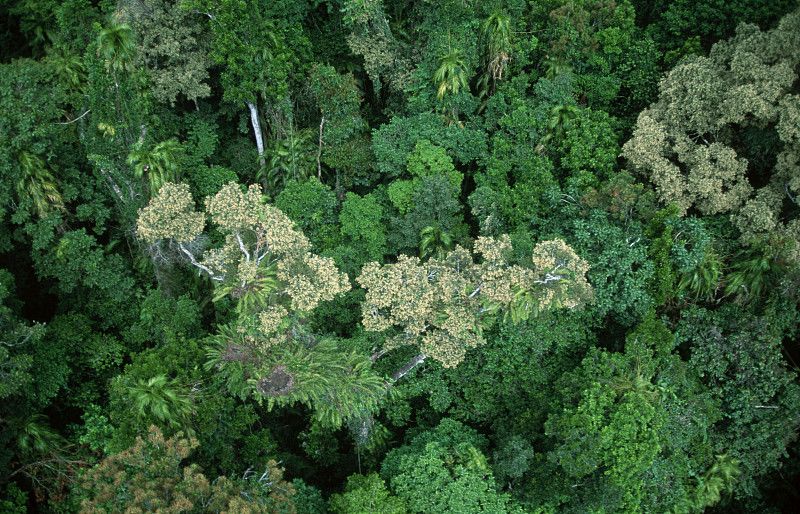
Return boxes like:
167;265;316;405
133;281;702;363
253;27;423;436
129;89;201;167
259;305;288;334
205;182;312;257
357;236;593;367
236;259;259;284
531;239;593;309
622;9;800;260
278;253;351;312
204;182;264;232
201;242;239;277
260;205;311;256
136;181;352;344
136;182;205;243
474;234;512;264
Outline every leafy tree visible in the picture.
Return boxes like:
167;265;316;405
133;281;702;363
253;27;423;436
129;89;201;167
372;112;487;180
138;182;385;428
0;271;39;401
555;210;655;326
308;64;368;188
329;473;406;514
623;8;800;261
677;306;800;497
530;0;647;110
189;0;307;166
336;192;387;274
0;58;73;225
381;419;524;513
33;228;140;331
644;0;797;52
275;178;340;251
538;316;731;512
122;0;212;106
340;0;411;97
391;174;467;255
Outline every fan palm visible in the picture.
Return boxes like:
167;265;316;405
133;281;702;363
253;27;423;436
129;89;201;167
16;414;65;455
536;103;580;153
46;47;86;93
724;245;783;303
433;47;469;101
419;225;454;261
16;151;65;217
677;250;723;301
127;139;181;193
96;22;135;74
213;262;282;317
127;375;193;431
543;56;573;80
257;129;316;193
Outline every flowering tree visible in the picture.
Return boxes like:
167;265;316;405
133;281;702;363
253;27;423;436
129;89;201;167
137;181;350;324
358;235;593;372
137;182;378;428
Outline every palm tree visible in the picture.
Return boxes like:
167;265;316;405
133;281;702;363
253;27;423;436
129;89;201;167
478;12;512;107
257;128;316;193
16;151;65;218
419;225;454;261
127;139;181;193
723;244;783;303
96;22;136;74
677;250;723;301
46;47;86;94
433;47;469;101
543;56;573;80
127;375;194;432
16;414;65;456
536;103;580;153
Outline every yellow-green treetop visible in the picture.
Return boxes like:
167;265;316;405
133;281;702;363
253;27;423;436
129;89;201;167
137;182;350;332
357;235;593;368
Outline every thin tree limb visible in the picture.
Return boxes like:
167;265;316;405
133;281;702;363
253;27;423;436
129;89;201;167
55;109;91;124
392;354;427;381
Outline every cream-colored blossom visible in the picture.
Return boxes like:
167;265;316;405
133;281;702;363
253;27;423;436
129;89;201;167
357;237;592;367
622;8;800;253
136;182;205;243
136;180;350;324
259;305;288;336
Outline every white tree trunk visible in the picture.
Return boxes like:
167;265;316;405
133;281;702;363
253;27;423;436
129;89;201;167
246;100;266;169
392;354;427;381
317;116;325;180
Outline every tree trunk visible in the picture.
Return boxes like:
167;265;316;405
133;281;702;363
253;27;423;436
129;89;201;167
317;116;325;180
246;100;266;169
392;354;427;381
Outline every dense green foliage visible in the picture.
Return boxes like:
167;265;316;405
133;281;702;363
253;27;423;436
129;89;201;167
1;0;799;512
